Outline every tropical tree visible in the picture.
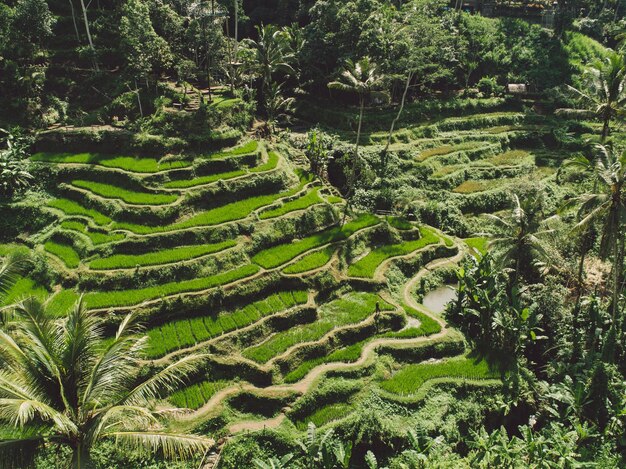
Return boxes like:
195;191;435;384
562;144;626;332
0;127;33;198
483;193;554;285
243;24;294;97
253;453;294;469
558;51;626;141
296;422;351;469
264;81;294;136
0;254;25;323
0;298;213;468
328;57;387;222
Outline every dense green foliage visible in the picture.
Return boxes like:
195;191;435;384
1;1;626;467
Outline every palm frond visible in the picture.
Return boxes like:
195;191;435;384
122;354;207;406
104;431;213;461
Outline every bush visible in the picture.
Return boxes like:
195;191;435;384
477;77;504;97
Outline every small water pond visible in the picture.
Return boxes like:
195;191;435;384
422;285;457;314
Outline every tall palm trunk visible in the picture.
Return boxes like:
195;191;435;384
612;231;624;324
342;96;365;226
380;72;412;186
79;0;98;72
601;103;612;141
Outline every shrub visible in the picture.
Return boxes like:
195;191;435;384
477;77;504;97
89;240;235;270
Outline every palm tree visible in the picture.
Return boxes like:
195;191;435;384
264;81;294;136
562;144;626;327
243;24;294;96
558;52;626;141
328;58;387;222
0;254;25;323
0;298;212;468
483;194;554;285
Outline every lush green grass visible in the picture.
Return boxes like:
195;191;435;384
379;355;498;396
72;180;178;205
387;216;413;230
326;195;343;204
164;169;246;189
44;241;80;268
283;246;335;274
252;214;380;269
1;277;48;306
417;142;483;161
294;402;353;430
453;180;500;194
60;220;124;245
146;291;308;358
204;140;259;159
486;150;530;166
112;184;307;235
259;188;323;220
84;264;259;309
250;150;279;173
32;152;191;173
283;305;440;383
89;240;235;270
242;292;392;364
465;237;489;255
169;380;230;410
347;227;439;278
48;199;111;225
46;290;80;318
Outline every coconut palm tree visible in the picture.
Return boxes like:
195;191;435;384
483;194;554;286
562;144;626;327
558;52;626;141
0;254;26;324
328;58;388;222
243;24;294;96
0;298;212;468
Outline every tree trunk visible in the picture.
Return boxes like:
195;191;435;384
601;104;611;141
612;230;624;323
380;71;412;185
135;80;143;118
68;0;81;42
342;97;365;226
79;0;98;72
234;0;238;54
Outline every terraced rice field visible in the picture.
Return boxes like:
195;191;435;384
10;104;543;436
